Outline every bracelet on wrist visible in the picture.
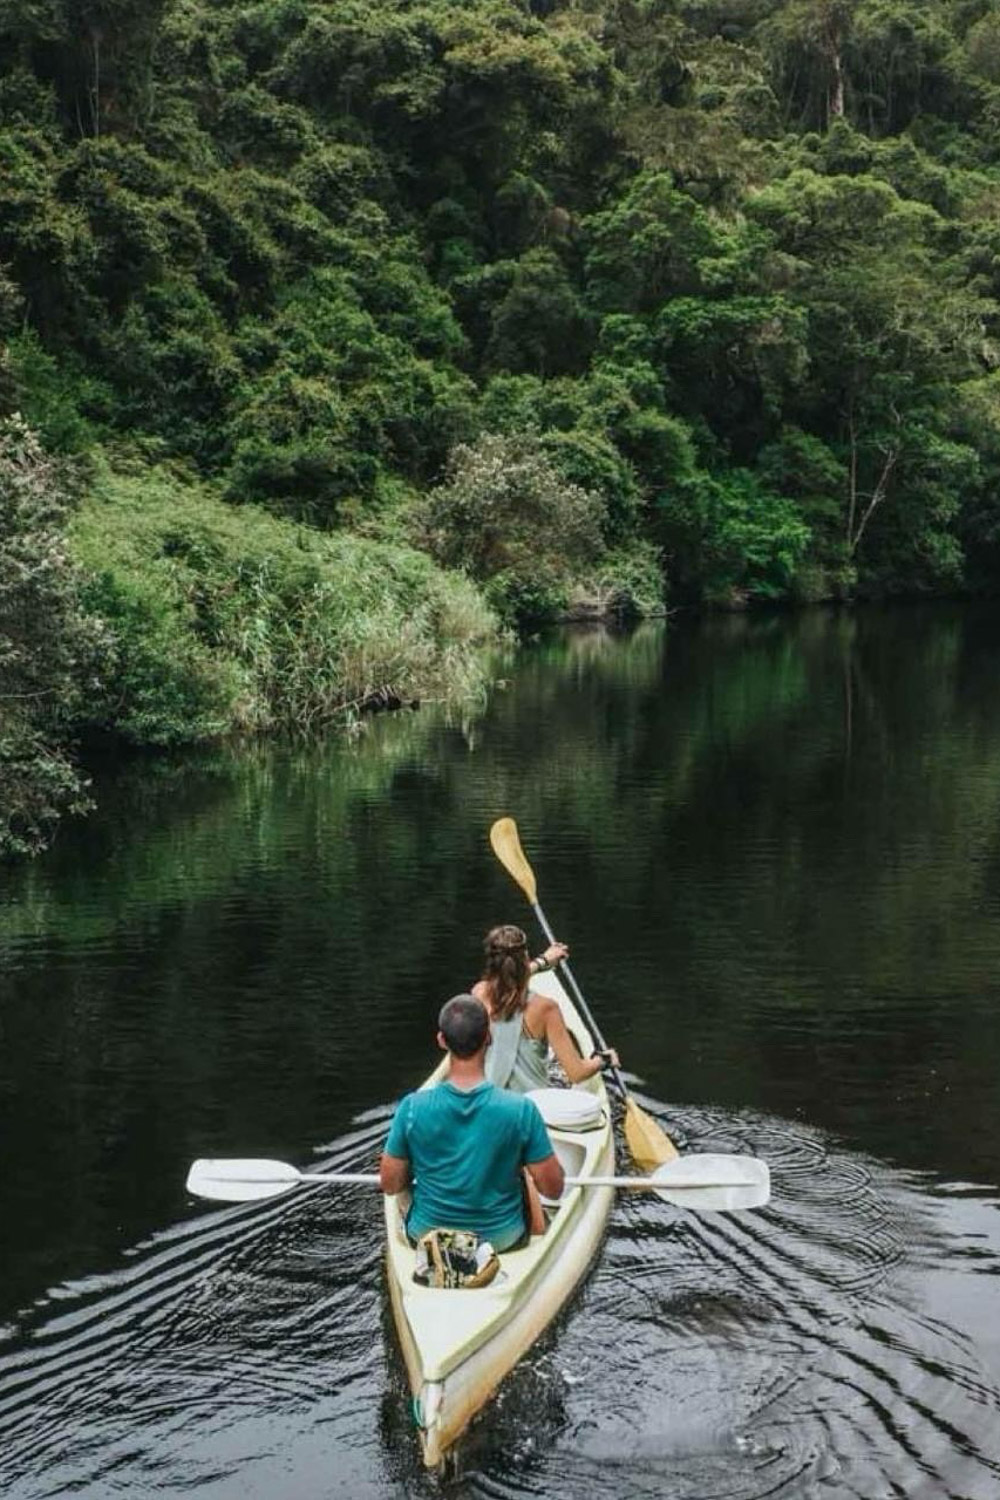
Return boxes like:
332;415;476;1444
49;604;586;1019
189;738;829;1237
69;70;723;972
531;956;549;974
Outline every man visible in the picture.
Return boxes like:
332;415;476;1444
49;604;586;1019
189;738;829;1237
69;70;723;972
379;993;564;1251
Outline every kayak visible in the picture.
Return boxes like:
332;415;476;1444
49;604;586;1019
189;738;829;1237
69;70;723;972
383;967;615;1468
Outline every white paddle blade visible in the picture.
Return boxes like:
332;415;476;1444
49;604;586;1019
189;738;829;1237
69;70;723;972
651;1154;770;1212
186;1158;303;1203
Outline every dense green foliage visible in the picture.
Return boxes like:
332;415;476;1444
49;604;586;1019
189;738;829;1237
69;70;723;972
9;0;1000;847
70;461;498;744
0;416;106;853
7;0;1000;610
0;432;496;854
413;432;605;623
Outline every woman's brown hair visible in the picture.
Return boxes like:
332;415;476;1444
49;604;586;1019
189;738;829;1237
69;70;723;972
480;925;531;1021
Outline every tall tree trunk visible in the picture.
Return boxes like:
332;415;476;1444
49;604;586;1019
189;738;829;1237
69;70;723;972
829;40;844;119
90;27;102;138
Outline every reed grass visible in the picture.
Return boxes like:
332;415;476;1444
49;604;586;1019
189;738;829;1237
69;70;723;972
70;460;499;745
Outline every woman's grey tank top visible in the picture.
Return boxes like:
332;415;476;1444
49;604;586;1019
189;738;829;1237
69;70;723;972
485;1013;549;1094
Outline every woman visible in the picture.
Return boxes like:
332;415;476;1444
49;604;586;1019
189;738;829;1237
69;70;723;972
473;925;619;1094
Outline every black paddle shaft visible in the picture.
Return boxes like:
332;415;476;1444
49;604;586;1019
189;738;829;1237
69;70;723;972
531;900;628;1100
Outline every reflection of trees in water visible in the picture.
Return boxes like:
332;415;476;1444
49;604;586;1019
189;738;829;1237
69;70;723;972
15;605;997;996
0;703;473;946
441;605;1000;1188
0;704;495;1311
575;606;1000;1183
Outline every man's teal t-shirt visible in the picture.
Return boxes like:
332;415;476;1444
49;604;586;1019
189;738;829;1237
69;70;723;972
384;1080;553;1248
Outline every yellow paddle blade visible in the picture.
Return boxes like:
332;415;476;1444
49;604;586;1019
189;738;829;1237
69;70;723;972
489;818;537;904
625;1097;679;1168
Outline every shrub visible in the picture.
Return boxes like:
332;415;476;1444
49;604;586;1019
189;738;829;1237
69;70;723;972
7;330;113;452
0;736;93;858
0;416;108;855
413;432;606;625
539;427;643;544
566;539;666;619
656;467;811;605
0;266;21;416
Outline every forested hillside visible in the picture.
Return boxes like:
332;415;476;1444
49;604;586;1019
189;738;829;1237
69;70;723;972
6;0;1000;848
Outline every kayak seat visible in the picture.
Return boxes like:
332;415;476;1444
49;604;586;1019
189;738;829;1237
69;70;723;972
526;1087;604;1132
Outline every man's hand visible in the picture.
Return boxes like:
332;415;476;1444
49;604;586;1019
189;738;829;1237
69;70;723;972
379;1152;411;1195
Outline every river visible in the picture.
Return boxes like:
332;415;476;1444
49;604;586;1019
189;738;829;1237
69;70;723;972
2;604;1000;1498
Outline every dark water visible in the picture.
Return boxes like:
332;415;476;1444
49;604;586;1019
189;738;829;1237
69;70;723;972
3;604;1000;1498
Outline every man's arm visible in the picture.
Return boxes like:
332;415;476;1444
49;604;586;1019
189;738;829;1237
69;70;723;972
526;1152;564;1200
522;1098;564;1200
379;1152;411;1195
381;1094;412;1195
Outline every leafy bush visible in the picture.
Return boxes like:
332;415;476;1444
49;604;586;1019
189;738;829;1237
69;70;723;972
0;738;92;858
413;432;606;625
0;266;21;415
539;428;643;545
0;416;108;855
566;539;666;619
656;467;811;605
7;330;113;452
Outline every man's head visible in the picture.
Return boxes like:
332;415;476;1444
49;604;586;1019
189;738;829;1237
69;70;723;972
438;993;490;1059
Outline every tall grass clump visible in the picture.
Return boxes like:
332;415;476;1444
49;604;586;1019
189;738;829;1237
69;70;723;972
70;461;499;745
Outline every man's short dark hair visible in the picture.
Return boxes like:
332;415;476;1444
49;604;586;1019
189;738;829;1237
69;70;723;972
438;994;490;1058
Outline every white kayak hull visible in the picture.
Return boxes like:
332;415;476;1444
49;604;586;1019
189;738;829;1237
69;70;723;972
383;970;615;1467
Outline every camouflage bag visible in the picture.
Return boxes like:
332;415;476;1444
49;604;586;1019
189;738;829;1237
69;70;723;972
413;1228;500;1289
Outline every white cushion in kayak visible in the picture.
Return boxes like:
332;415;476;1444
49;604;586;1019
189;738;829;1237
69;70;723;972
526;1087;603;1131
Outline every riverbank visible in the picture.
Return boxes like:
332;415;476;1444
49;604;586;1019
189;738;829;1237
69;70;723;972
0;443;503;858
2;413;673;857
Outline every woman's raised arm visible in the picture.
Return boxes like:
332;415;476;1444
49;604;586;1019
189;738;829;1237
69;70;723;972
540;1000;618;1084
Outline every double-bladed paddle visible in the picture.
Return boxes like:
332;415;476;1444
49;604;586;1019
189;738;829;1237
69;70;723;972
186;1155;770;1212
489;817;680;1171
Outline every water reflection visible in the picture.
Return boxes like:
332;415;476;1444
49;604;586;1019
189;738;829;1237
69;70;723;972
3;605;1000;1495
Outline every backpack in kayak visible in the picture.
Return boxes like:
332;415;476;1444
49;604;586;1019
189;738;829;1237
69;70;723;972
413;1229;501;1289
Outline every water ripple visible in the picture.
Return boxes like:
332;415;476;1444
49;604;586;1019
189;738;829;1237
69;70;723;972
2;1108;1000;1499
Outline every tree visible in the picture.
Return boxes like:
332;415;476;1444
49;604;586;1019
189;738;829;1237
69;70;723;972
760;0;855;128
748;168;986;590
485;249;593;376
759;0;957;135
584;173;721;314
0;0;167;136
655;466;811;603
